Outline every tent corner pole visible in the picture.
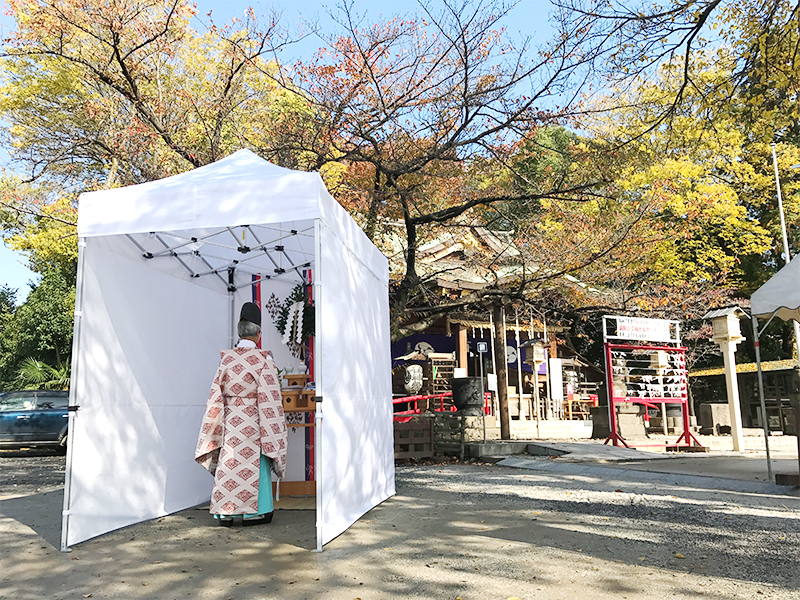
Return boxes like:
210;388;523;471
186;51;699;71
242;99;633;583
313;218;324;553
752;314;773;482
312;405;323;553
61;238;88;552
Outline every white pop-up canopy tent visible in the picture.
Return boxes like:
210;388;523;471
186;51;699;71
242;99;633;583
750;257;800;481
61;149;394;551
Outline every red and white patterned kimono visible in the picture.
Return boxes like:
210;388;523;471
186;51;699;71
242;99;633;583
195;348;287;515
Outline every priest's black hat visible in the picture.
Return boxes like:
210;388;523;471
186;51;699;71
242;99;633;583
240;302;261;327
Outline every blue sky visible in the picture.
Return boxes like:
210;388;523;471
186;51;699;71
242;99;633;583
0;0;556;304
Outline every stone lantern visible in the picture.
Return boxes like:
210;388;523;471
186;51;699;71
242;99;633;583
702;306;747;451
524;340;546;366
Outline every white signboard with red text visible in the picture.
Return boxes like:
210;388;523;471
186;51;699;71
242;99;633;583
602;315;680;344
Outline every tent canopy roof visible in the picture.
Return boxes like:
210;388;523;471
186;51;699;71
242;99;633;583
77;149;325;238
751;258;800;321
76;149;388;288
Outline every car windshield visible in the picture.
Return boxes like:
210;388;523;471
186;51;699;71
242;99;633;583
0;394;34;411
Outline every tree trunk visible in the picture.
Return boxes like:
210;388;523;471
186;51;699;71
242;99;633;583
493;303;511;440
364;170;383;241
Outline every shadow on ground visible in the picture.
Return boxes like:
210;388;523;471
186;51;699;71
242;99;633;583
0;489;64;548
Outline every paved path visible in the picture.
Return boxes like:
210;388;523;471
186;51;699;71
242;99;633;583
499;455;800;496
520;439;800;488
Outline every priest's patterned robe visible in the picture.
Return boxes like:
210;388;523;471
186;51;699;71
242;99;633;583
195;348;287;515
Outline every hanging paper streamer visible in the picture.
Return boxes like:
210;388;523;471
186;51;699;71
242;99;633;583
275;282;314;359
282;302;298;346
281;313;292;346
294;301;304;345
281;309;292;345
281;300;306;347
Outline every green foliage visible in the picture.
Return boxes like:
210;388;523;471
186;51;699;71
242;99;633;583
0;268;74;390
715;2;800;144
514;127;578;194
0;285;16;314
16;357;70;390
3;194;78;279
563;56;775;307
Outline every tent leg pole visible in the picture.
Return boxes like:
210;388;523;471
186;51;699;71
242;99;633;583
313;411;323;552
312;219;324;553
752;315;773;482
61;238;88;552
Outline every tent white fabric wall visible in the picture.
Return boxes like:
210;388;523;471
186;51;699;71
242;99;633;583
317;222;394;544
62;150;394;549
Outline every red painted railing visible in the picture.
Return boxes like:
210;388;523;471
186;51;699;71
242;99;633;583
393;392;453;422
392;391;492;422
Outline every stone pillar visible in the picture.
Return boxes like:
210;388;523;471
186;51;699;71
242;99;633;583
719;339;745;451
710;314;745;451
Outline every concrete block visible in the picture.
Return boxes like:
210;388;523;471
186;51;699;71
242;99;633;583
465;441;529;458
590;406;609;439
775;472;800;486
617;413;646;437
647;416;685;434
698;403;731;435
526;444;567;457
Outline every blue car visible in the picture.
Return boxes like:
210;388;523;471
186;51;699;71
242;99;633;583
0;390;70;452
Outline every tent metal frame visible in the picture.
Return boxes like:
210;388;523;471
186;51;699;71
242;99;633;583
129;224;315;347
313;219;324;553
126;224;315;288
751;308;783;482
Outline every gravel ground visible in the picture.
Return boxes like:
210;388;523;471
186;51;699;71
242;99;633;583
1;454;799;600
393;462;800;590
0;448;65;497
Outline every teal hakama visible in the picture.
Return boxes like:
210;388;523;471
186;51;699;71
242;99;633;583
256;454;274;514
213;455;274;524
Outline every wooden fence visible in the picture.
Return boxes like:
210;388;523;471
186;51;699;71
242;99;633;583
393;416;434;460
